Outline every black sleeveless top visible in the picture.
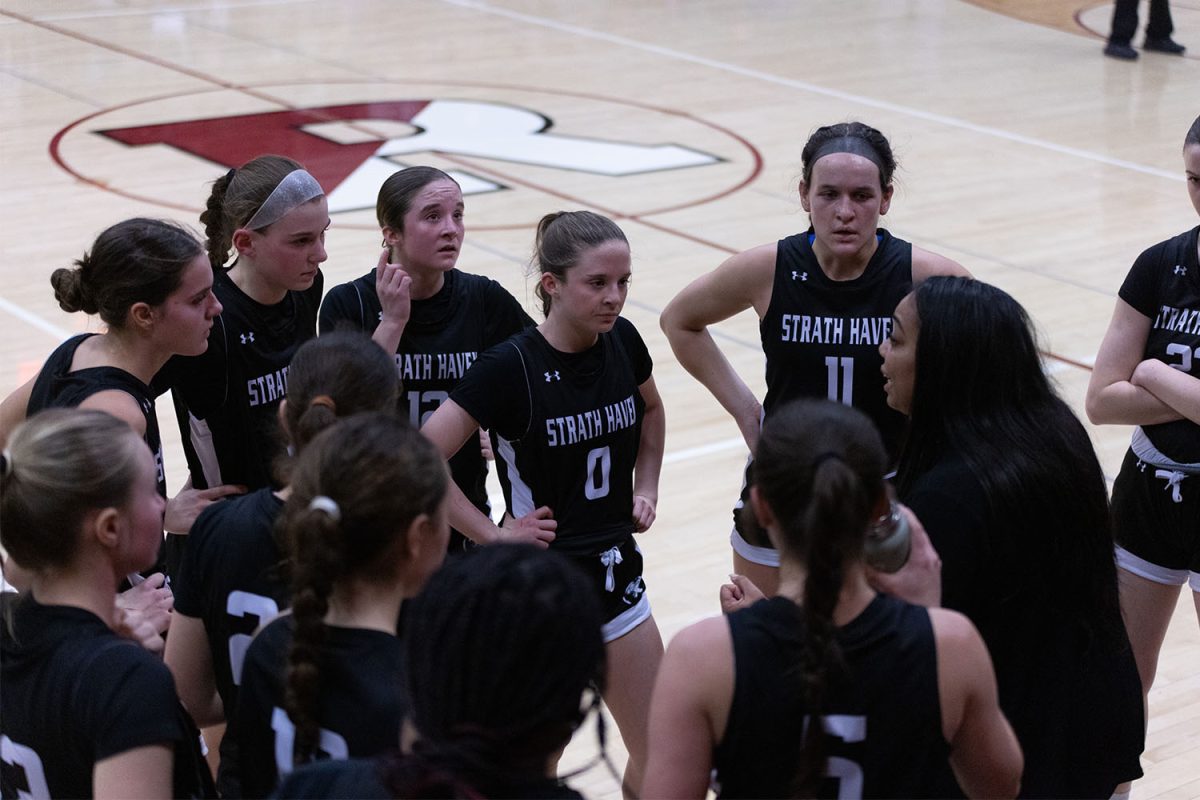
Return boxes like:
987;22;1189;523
27;333;166;497
760;230;912;460
714;594;948;799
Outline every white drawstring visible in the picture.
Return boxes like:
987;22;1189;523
599;546;623;592
1153;469;1186;504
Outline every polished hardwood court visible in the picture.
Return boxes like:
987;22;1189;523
1;1;1197;797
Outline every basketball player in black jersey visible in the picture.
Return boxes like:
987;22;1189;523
643;400;1021;799
422;211;665;797
276;544;604;800
661;121;968;598
234;413;449;797
320;166;533;551
0;218;237;538
1;410;214;800
1087;114;1200;795
161;155;328;495
164;332;398;798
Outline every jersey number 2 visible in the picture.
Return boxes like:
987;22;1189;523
824;357;854;405
1;735;50;800
1166;343;1200;372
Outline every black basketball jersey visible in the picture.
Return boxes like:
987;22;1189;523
450;318;651;556
320;268;533;547
1118;225;1200;461
27;333;167;497
235;616;406;798
172;488;289;797
761;230;912;460
713;594;948;800
0;594;214;799
161;267;323;490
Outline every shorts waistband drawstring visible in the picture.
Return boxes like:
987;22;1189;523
599;545;623;592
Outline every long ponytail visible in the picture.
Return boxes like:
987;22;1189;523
752;399;885;795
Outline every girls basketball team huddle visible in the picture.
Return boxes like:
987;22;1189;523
1;113;1197;799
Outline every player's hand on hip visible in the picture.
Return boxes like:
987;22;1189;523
632;494;657;532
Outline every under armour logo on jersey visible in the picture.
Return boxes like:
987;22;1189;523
792;271;808;281
1174;265;1188;276
240;332;255;345
544;370;561;382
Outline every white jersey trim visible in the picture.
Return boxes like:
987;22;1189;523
188;411;224;488
497;435;534;518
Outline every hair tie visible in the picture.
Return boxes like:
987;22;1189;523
811;451;843;469
309;395;336;412
0;448;11;478
307;495;341;521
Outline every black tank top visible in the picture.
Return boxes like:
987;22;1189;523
714;594;948;799
761;230;912;460
27;333;167;497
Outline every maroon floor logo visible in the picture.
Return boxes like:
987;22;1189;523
96;98;722;213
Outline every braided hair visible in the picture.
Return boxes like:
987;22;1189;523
200;155;303;269
384;544;606;798
279;412;448;766
752;399;886;796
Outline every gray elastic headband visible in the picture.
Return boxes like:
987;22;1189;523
244;169;325;230
810;136;886;176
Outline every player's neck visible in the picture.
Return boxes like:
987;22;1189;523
777;561;876;627
324;577;405;634
29;562;119;627
230;261;288;306
90;332;168;385
812;237;876;281
538;315;598;353
399;262;446;301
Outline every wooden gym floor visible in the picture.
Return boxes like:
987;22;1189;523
1;1;1197;796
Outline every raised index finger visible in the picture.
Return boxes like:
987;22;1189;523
376;247;391;279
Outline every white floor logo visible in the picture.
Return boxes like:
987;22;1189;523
88;95;724;214
319;99;720;213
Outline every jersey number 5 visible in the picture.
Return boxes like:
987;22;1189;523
824;357;854;405
803;714;866;800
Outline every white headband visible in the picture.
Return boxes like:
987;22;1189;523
244;169;325;231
